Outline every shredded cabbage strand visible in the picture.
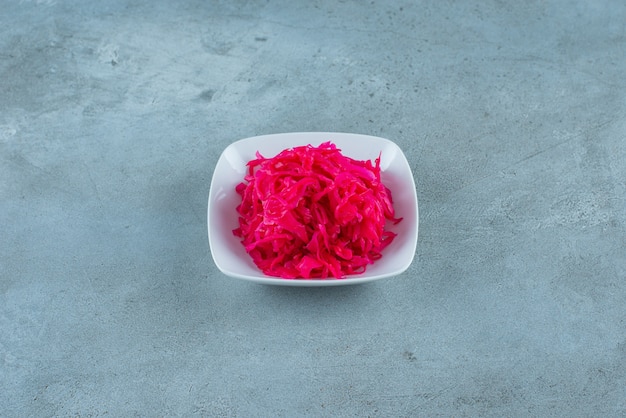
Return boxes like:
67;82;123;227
233;141;402;279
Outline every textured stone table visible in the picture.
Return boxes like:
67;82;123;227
1;1;625;416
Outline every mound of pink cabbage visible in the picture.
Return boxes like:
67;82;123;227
233;141;401;279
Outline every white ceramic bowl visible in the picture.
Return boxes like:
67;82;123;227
207;132;418;286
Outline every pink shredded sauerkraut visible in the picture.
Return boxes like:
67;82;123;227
233;141;402;279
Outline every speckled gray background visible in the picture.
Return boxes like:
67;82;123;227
1;0;625;416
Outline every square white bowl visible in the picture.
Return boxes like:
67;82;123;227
207;132;418;286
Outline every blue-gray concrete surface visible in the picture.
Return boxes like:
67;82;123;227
1;0;625;416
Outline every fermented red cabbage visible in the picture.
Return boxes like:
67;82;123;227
233;141;401;279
